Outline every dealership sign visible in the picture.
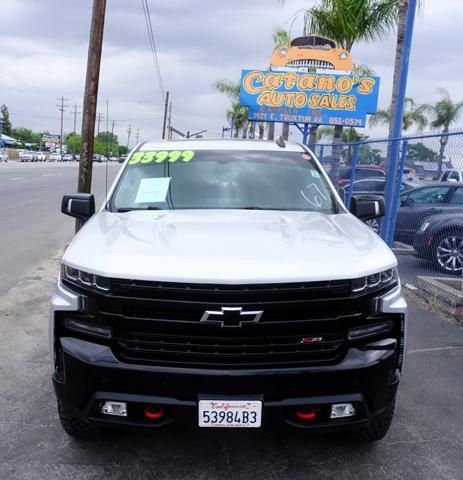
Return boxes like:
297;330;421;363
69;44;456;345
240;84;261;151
240;70;380;127
42;134;61;143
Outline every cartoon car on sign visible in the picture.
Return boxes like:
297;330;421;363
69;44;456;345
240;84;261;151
269;35;353;74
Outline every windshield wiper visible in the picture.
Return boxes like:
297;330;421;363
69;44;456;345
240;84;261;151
116;206;163;212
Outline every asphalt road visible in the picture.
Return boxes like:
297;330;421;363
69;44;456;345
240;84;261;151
0;161;120;294
0;163;462;479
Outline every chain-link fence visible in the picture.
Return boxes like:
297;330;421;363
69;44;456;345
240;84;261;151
310;130;463;320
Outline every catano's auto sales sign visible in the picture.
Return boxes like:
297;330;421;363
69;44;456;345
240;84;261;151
240;70;380;127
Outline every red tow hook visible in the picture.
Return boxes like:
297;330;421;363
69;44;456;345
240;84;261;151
295;406;317;421
144;405;165;420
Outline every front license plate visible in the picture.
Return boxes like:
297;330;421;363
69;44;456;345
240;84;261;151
198;400;262;428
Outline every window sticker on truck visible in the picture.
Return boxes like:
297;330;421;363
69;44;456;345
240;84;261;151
129;150;196;165
134;177;171;203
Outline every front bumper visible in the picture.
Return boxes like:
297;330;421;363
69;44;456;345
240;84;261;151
50;282;407;431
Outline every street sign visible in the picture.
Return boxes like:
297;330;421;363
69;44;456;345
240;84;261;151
42;134;61;143
240;70;380;127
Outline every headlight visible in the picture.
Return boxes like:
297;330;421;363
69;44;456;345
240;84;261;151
279;47;288;56
419;221;430;233
61;264;111;291
352;267;398;293
339;51;348;60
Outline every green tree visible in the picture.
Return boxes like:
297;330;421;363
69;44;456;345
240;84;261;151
11;127;41;146
96;131;119;155
118;145;129;156
406;142;437;162
304;0;398;176
1;105;12;136
215;80;249;138
369;97;428;131
425;89;463;177
66;133;81;154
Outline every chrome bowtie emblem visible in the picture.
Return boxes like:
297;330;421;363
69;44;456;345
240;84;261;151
200;307;263;328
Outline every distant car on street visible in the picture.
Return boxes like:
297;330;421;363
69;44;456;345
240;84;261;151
36;151;47;162
20;151;36;162
62;154;73;162
413;213;463;274
439;169;463;183
0;151;8;162
49;153;62;162
394;183;463;245
93;154;103;163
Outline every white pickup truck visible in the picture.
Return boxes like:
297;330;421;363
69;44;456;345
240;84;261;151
51;139;407;441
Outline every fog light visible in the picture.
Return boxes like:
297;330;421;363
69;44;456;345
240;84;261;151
330;403;355;419
101;401;127;417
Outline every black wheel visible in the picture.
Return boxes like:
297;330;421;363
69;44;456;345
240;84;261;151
348;400;395;442
364;218;381;235
433;231;463;275
57;401;96;439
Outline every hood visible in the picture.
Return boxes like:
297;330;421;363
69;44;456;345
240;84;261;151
62;210;397;284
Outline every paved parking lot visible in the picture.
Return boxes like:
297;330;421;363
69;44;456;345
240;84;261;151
0;163;462;479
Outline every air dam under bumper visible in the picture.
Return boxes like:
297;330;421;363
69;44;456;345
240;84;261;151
53;336;399;430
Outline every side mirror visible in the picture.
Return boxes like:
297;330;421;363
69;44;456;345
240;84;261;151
401;196;414;207
350;195;385;221
61;194;95;223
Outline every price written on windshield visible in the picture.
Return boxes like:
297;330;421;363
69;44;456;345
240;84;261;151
129;150;195;165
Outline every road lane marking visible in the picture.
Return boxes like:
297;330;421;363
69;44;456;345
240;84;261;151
0;191;61;213
42;173;63;177
10;177;25;180
408;345;463;354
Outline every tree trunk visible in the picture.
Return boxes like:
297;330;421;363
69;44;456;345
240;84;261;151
385;0;408;174
282;122;290;141
242;121;248;139
258;123;264;140
331;125;343;180
233;124;239;138
437;127;449;178
267;122;275;141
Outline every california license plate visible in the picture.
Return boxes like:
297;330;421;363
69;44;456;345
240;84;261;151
198;400;262;428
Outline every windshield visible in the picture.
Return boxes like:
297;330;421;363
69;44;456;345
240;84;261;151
110;149;337;213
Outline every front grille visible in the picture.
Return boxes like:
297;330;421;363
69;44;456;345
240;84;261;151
63;279;401;369
286;59;334;70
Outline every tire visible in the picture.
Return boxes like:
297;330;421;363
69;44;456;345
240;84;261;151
432;231;463;275
364;218;381;235
348;400;395;442
57;401;96;439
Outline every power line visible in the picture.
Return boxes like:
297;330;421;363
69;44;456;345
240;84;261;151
141;0;165;102
57;96;69;154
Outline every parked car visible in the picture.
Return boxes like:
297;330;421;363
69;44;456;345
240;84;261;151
339;178;416;233
36;151;47;161
394;183;463;245
439;169;463;183
0;151;8;162
93;154;103;163
337;166;386;188
413;213;463;274
49;153;62;162
62;154;73;162
20;151;36;162
52;139;406;441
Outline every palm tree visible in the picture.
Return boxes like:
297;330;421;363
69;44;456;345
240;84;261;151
305;0;398;177
425;89;463;177
369;97;427;131
268;28;291;141
215;80;249;138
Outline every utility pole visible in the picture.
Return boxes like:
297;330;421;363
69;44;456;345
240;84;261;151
110;120;115;156
57;96;69;155
162;90;170;139
71;104;81;136
96;112;104;135
135;128;140;145
77;0;107;233
127;124;132;148
167;101;172;140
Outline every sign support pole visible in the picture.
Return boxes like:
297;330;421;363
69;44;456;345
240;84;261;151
380;0;417;244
